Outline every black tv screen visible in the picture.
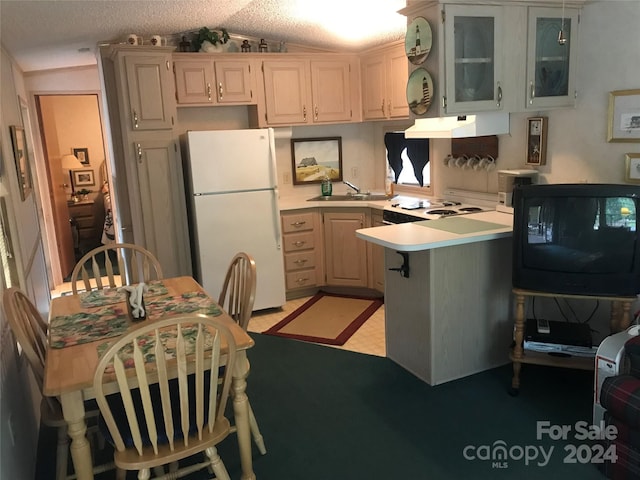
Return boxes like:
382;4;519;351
512;184;640;296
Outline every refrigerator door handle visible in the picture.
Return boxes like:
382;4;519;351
272;187;282;250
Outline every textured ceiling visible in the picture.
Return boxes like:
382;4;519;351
0;0;407;72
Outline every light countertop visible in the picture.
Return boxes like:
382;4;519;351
278;194;393;211
356;210;513;252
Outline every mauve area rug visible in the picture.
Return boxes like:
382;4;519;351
263;291;383;346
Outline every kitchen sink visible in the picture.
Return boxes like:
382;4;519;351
307;194;396;201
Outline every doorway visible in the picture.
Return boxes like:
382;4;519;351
34;94;113;285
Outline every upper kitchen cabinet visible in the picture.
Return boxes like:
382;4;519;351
402;1;583;117
524;7;579;110
259;55;358;126
119;49;175;130
173;54;257;106
361;41;409;120
442;5;505;114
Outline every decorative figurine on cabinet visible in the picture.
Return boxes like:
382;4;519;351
259;39;268;52
241;40;251;52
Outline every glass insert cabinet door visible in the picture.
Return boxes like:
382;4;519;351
443;5;504;114
526;7;579;109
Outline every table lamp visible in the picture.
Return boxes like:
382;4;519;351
61;154;83;200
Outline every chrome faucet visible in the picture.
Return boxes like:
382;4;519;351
343;180;360;194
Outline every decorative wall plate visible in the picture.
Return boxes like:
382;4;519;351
407;68;434;115
405;17;432;65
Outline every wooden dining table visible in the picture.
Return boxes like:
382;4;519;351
43;276;257;480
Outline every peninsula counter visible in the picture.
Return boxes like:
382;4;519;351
356;210;515;385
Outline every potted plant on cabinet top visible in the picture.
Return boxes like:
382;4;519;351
192;27;230;53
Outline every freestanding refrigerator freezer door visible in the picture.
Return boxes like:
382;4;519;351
191;189;285;311
186;129;277;194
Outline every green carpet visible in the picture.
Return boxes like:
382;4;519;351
36;333;607;479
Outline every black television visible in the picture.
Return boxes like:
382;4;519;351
512;183;640;297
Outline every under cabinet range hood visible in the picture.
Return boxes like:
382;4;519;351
405;112;510;139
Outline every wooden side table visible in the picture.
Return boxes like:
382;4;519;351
510;288;635;395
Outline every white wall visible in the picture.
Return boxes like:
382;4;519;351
432;1;640;196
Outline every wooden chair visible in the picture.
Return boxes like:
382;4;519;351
70;242;163;294
92;314;237;479
2;288;111;480
218;252;266;455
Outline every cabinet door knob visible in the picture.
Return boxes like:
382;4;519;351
291;221;306;227
381;99;385;115
133;110;139;129
218;82;223;100
303;105;307;122
207;83;212;101
314;105;318;121
496;82;503;108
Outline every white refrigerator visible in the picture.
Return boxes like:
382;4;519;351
183;128;286;311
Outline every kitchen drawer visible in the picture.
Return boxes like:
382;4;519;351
283;231;315;252
284;251;316;271
286;269;318;290
281;212;314;233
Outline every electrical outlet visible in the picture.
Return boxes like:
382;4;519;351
283;172;291;184
351;167;358;178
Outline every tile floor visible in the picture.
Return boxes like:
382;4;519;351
248;295;386;357
51;283;386;357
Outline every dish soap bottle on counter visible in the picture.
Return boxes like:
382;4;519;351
321;174;332;197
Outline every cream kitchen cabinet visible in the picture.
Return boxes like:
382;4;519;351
323;209;370;287
102;45;191;278
361;41;409;120
442;4;505;114
281;210;324;295
260;56;357;126
369;210;385;293
130;137;190;278
403;2;582;117
173;55;257;106
524;6;580;110
120;50;175;130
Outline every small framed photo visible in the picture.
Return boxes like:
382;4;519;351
526;116;547;166
608;89;640;143
73;147;90;165
291;137;343;185
625;153;640;183
73;169;95;187
10;125;33;200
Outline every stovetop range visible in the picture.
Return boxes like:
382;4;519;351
382;191;498;224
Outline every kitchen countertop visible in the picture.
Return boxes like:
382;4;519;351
278;194;394;211
355;210;513;252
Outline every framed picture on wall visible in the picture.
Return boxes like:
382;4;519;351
291;137;343;185
608;89;640;142
526;117;547;165
73;147;90;165
9;125;33;200
73;169;95;187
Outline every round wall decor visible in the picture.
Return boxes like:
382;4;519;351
405;17;432;65
407;68;434;115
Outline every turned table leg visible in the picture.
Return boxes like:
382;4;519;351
510;293;526;395
233;351;256;480
59;391;93;480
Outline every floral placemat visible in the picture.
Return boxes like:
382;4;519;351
97;323;216;372
50;306;129;349
145;291;222;318
79;281;168;308
96;291;223;370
